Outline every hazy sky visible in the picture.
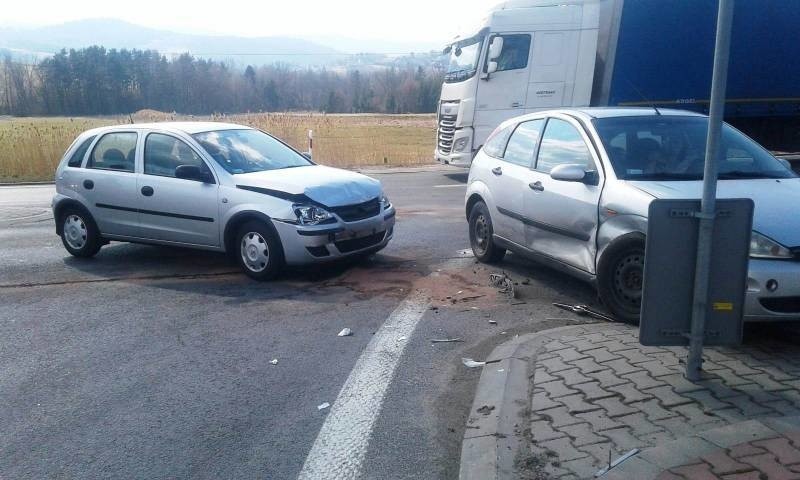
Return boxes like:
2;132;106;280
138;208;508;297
1;0;499;44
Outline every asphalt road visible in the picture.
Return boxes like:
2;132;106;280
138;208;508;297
0;168;600;479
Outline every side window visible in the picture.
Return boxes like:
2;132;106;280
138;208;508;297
67;135;96;168
496;34;531;72
503;119;545;167
144;133;208;179
536;119;593;173
482;125;513;158
88;132;137;172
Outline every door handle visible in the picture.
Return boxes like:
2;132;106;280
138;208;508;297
529;181;544;192
511;102;522;108
141;186;154;196
491;166;503;176
83;179;94;190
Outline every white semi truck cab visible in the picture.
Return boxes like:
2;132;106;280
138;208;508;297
435;0;601;166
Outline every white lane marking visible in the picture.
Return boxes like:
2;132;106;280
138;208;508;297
298;290;431;480
433;184;467;188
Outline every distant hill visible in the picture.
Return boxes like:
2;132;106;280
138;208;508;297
0;18;345;66
0;18;441;67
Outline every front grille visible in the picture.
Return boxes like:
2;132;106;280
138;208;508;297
329;197;380;222
760;296;800;314
335;231;386;253
438;113;457;154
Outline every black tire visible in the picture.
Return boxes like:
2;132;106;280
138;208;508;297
597;235;645;324
59;207;102;258
235;220;285;281
468;201;506;263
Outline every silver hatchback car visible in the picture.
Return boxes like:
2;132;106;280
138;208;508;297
52;122;395;279
466;108;800;323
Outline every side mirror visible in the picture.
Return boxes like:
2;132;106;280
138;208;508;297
488;36;504;60
550;164;589;182
175;164;213;183
486;61;498;74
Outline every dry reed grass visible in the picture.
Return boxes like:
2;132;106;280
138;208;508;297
0;112;436;182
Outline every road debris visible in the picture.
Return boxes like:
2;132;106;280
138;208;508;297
269;359;279;365
462;357;486;368
476;405;495;415
337;328;353;337
594;448;639;477
489;319;497;325
553;302;616;322
317;402;330;410
489;272;516;299
431;338;463;343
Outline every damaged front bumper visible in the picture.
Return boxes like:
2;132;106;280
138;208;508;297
273;207;396;265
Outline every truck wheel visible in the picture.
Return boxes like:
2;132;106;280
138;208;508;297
236;221;284;281
60;208;102;258
597;235;645;324
469;201;506;263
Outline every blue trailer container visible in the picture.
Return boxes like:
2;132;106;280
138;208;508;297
595;0;800;151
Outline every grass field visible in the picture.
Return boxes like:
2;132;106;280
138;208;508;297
0;111;437;182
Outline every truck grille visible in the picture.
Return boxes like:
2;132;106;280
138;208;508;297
438;114;457;154
329;197;380;222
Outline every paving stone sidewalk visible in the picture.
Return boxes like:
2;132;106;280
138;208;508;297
522;323;800;479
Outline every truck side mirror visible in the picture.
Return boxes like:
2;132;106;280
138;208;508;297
488;36;504;60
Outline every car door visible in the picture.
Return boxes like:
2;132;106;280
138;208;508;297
80;131;141;237
136;132;221;246
524;117;603;273
486;119;545;245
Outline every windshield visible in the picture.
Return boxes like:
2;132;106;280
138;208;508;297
192;129;311;174
444;37;483;83
593;116;796;181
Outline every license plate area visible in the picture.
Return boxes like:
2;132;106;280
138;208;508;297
334;228;379;242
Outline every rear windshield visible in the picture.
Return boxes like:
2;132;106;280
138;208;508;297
192;129;311;174
592;116;796;181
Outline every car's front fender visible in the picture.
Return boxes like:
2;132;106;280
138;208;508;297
596;214;648;268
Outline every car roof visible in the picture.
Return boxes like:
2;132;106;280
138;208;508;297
83;121;251;136
499;107;706;128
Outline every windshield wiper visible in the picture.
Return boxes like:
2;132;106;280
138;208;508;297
627;172;702;181
718;170;788;180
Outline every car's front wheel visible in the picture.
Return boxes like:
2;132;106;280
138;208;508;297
59;208;102;258
597;235;645;324
235;221;284;280
468;201;506;263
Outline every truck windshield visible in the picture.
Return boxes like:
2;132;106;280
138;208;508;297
593;115;797;181
444;37;483;83
193;129;311;174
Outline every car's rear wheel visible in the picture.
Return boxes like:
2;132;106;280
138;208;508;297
60;208;102;258
597;235;645;324
469;201;505;263
236;221;284;280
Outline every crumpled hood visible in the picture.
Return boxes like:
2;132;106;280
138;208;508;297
235;165;382;207
628;178;800;247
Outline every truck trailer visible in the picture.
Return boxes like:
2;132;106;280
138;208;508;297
435;0;800;166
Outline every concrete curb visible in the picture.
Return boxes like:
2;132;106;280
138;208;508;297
0;181;54;187
459;325;598;480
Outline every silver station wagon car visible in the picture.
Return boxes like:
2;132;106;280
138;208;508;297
52;122;395;279
466;108;800;323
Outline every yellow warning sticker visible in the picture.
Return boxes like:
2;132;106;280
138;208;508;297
713;302;734;311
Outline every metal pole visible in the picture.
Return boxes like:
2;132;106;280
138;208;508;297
686;0;735;381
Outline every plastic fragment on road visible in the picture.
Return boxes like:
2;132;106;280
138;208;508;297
337;328;352;337
489;272;516;299
594;448;639;477
462;357;486;368
489;319;497;325
269;359;278;365
431;338;463;343
553;302;616;322
317;402;330;410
